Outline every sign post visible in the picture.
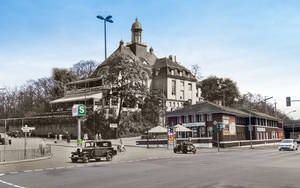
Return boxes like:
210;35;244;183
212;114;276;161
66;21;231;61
21;124;35;159
214;121;224;152
72;104;86;147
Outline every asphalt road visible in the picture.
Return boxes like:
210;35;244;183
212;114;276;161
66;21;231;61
1;148;300;188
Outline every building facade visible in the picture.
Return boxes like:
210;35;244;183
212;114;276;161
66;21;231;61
50;18;202;116
164;101;282;147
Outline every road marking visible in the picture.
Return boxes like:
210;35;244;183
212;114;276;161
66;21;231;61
45;168;54;170
34;169;43;172
55;167;65;169
24;170;32;173
0;174;4;176
0;179;25;188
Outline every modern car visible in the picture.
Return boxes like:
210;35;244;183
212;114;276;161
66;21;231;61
173;141;196;154
70;140;117;163
279;139;298;151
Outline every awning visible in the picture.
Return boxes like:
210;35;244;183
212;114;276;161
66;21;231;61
174;124;192;132
50;93;102;104
148;126;167;133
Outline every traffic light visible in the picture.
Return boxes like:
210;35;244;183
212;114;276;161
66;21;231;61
286;96;291;107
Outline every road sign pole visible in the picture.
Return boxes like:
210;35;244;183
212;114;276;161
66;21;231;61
217;124;220;152
4;119;6;161
24;132;27;159
77;117;81;146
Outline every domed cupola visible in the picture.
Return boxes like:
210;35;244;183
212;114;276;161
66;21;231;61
131;18;142;44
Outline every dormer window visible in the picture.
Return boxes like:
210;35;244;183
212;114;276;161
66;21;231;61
179;71;182;76
171;69;174;75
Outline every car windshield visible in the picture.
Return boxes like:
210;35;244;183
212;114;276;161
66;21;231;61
281;139;293;143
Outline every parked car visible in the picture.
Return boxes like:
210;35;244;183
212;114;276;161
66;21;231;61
173;141;196;154
70;140;117;163
279;139;298;151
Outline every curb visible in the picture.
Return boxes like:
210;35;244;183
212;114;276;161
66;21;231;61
0;154;52;165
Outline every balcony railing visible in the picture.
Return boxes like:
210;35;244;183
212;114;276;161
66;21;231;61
65;85;110;96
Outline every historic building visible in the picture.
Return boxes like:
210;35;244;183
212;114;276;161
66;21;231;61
50;18;202;115
163;101;282;147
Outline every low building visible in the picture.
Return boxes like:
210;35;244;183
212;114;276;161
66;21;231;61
164;101;282;147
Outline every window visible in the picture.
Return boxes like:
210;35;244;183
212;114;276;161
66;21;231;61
207;114;212;121
171;80;176;95
199;114;203;121
171;69;174;75
180;81;184;88
188;83;192;91
155;70;159;76
192;127;198;138
200;127;206;137
179;71;183;76
180;90;184;100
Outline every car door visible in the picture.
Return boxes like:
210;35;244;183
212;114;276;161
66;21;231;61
94;142;102;157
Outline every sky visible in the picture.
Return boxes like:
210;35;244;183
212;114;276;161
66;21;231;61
1;0;300;119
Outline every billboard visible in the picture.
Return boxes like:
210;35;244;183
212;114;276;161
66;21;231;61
222;115;236;136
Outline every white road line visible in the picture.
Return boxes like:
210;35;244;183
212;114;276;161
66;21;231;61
45;168;54;170
34;169;43;172
24;170;32;173
0;179;26;188
55;167;65;169
0;174;5;176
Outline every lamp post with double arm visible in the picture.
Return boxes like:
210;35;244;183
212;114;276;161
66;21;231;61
96;15;113;60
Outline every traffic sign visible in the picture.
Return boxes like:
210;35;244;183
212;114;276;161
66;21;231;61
110;123;118;128
21;125;35;133
72;104;86;117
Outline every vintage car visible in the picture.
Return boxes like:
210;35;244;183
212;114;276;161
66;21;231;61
70;140;117;163
173;141;196;154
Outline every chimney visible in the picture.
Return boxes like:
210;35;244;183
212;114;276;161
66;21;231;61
169;55;173;60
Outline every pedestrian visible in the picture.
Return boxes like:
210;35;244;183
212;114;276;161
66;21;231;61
40;139;47;156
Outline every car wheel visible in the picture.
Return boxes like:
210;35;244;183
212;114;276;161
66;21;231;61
106;153;113;161
173;148;177;153
83;155;89;163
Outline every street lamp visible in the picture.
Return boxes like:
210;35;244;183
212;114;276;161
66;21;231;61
96;15;113;59
264;96;273;114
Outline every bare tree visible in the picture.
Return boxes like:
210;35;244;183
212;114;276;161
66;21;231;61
191;64;203;80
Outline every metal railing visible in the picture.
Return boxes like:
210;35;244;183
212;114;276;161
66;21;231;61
0;145;51;162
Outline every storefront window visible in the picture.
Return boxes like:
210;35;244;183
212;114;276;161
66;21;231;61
207;127;213;137
192;127;198;137
199;127;206;137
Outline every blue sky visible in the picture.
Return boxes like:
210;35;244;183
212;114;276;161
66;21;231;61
1;0;300;118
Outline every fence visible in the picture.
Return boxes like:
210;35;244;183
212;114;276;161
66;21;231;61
0;145;51;162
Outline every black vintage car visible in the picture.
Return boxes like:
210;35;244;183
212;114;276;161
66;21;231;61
173;141;196;154
70;140;117;163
